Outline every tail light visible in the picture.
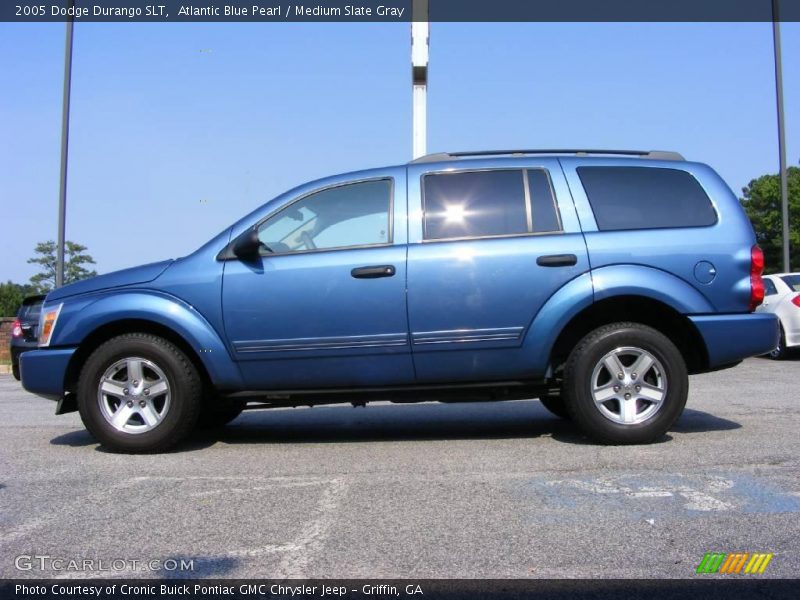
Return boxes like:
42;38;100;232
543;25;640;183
749;245;765;312
792;294;800;308
11;319;22;338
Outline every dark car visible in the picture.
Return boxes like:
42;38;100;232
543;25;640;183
10;295;45;380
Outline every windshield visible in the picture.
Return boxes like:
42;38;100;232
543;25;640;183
780;275;800;292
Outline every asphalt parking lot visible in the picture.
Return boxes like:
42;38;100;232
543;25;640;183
0;357;798;580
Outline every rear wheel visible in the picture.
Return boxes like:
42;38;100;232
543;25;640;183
77;333;202;453
563;322;688;445
12;362;20;381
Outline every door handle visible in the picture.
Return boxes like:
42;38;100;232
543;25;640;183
351;265;396;279
537;254;578;267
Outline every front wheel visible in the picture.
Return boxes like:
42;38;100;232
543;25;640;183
563;322;688;445
77;333;203;453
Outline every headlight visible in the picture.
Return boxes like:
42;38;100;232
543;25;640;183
39;303;63;347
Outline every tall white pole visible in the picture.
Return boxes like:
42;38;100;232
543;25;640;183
57;6;74;288
772;0;790;272
411;0;429;159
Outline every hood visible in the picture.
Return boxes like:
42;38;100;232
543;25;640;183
46;259;175;302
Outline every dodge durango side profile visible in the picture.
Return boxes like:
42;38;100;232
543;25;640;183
20;149;779;452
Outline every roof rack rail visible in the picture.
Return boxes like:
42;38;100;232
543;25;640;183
409;149;685;163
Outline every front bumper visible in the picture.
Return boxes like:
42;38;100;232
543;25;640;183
689;313;779;368
19;347;77;401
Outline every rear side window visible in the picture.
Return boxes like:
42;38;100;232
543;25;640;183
423;169;561;240
577;167;717;231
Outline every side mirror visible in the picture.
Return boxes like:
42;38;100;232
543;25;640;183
232;228;265;259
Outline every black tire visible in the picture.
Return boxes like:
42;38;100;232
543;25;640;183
12;362;20;381
77;333;203;453
197;397;246;428
539;395;570;419
768;325;787;360
563;322;688;445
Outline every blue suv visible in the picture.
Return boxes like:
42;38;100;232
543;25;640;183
20;150;778;452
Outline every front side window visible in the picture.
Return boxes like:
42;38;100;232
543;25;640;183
257;179;391;253
423;169;561;240
577;166;717;231
764;279;778;296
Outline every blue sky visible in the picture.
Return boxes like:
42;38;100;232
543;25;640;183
0;22;797;283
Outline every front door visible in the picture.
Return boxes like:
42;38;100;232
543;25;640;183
221;175;413;389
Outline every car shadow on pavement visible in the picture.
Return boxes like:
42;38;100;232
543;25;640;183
48;402;742;452
671;408;741;433
49;428;96;447
185;400;585;448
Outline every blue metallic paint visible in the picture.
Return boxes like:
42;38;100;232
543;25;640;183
405;158;592;382
46;259;174;302
522;271;596;375
19;347;76;399
591;265;716;314
690;313;778;366
560;158;755;314
37;290;243;390
20;155;778;403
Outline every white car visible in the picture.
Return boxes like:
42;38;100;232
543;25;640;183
758;273;800;359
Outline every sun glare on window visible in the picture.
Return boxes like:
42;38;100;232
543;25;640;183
444;204;468;223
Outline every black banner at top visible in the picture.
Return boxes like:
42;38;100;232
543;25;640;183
3;0;800;23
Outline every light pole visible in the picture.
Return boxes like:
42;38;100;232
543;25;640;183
411;0;429;159
56;4;74;288
772;0;790;272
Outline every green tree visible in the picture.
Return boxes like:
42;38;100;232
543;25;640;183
739;165;800;274
27;240;97;292
0;281;38;317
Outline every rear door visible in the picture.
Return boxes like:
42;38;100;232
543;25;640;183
405;159;589;383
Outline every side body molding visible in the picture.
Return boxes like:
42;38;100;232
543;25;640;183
53;290;244;390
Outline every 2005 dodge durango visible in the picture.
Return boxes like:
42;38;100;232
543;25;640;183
20;149;779;452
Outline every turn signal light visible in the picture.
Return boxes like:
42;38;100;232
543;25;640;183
749;245;765;312
39;303;63;347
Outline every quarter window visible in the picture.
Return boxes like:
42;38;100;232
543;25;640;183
423;169;561;240
577;166;717;231
257;179;391;253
